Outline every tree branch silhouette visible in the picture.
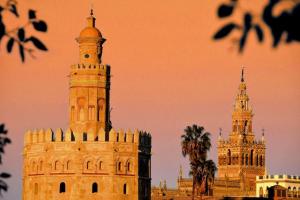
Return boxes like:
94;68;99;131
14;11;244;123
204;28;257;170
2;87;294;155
0;124;11;197
0;0;48;62
213;0;300;53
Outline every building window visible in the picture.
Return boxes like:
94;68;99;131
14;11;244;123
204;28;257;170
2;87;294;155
55;161;60;170
66;161;71;170
32;161;36;172
245;154;248;165
127;162;131;172
71;106;75;121
242;154;244;165
250;150;253;165
34;183;38;195
98;161;103;170
59;182;66;193
118;162;122;171
256;154;259;166
87;161;92;170
39;160;43;171
227;149;231;165
260;155;263;166
83;132;87;141
123;183;127;194
88;106;95;121
92;182;98;193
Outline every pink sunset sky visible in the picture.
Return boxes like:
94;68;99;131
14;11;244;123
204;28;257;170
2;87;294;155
0;0;300;199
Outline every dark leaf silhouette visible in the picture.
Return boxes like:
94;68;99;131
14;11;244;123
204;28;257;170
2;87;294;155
32;20;47;32
0;173;10;179
0;1;48;62
9;4;19;17
0;179;8;192
213;23;237;39
214;0;300;52
6;38;14;53
218;4;235;18
0;124;7;135
28;9;36;19
254;25;264;42
4;138;11;144
19;44;25;62
18;28;25;41
25;36;48;51
244;13;252;30
239;33;247;52
0;15;5;42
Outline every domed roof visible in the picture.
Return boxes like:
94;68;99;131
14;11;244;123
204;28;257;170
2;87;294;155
79;26;102;38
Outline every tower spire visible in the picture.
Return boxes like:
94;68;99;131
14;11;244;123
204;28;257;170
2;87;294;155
241;66;245;82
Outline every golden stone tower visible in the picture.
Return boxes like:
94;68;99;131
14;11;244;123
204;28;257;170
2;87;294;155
22;10;151;200
215;69;266;196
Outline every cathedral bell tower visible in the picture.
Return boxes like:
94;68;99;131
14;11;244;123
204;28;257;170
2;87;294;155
229;68;255;143
69;10;111;135
217;68;266;196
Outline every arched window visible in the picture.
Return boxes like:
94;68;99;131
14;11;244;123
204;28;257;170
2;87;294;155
83;133;87;141
118;162;122;171
293;187;297;197
66;161;71;170
71;106;75;121
256;154;259;166
92;182;98;193
245;154;248;165
34;183;38;195
250;150;253;165
123;183;127;194
88;106;95;121
260;155;263;166
71;133;75;141
59;182;66;193
259;187;263;197
79;108;85;121
55;161;60;170
32;161;36;172
39;160;43;171
127;162;131;172
227;149;231;165
288;186;291;197
98;161;103;170
87;161;91;169
242;154;244;165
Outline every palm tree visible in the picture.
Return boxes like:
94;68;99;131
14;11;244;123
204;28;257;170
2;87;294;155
181;124;212;200
193;159;217;199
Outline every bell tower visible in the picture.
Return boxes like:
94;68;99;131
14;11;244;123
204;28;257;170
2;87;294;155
229;68;255;143
69;10;111;134
217;68;266;195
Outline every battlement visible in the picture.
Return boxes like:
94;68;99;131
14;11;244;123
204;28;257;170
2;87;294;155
71;63;109;71
24;128;151;146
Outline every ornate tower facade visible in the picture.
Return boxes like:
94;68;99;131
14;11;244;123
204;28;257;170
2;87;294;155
22;11;151;200
69;10;110;134
217;69;266;196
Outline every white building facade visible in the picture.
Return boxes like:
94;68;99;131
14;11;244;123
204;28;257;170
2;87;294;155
256;174;300;198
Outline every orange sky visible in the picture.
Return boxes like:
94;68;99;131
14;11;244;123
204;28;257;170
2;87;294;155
0;0;300;199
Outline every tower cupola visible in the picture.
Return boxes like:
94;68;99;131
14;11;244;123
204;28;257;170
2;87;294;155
76;9;105;64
